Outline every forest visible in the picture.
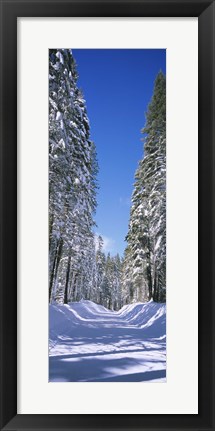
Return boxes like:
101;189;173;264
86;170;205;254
49;49;166;310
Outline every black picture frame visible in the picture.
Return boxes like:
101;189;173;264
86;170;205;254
0;0;214;430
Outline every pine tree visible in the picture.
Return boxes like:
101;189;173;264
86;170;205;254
111;254;123;310
121;246;134;304
123;71;166;303
95;236;106;304
49;49;98;303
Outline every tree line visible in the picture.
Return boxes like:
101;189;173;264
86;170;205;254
49;49;166;309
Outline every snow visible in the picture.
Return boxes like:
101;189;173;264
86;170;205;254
58;138;65;149
56;50;64;64
56;111;62;121
49;300;166;382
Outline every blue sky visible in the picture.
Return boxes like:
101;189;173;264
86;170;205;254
73;49;166;256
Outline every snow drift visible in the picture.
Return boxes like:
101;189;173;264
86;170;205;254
49;300;166;382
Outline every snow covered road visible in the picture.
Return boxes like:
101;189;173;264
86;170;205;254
49;300;166;382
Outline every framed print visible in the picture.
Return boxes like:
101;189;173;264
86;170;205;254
0;0;214;430
19;19;197;414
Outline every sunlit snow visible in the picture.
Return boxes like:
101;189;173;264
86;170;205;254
49;300;166;382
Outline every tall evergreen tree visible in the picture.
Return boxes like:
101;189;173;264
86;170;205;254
49;49;98;303
123;71;166;303
111;254;123;310
95;236;106;304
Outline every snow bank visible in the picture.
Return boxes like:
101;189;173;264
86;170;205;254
50;300;166;347
49;300;166;382
49;300;112;348
118;301;166;337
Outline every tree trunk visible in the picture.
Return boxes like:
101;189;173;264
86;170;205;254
49;212;54;251
64;253;71;304
153;275;158;302
49;238;63;302
49;241;59;302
